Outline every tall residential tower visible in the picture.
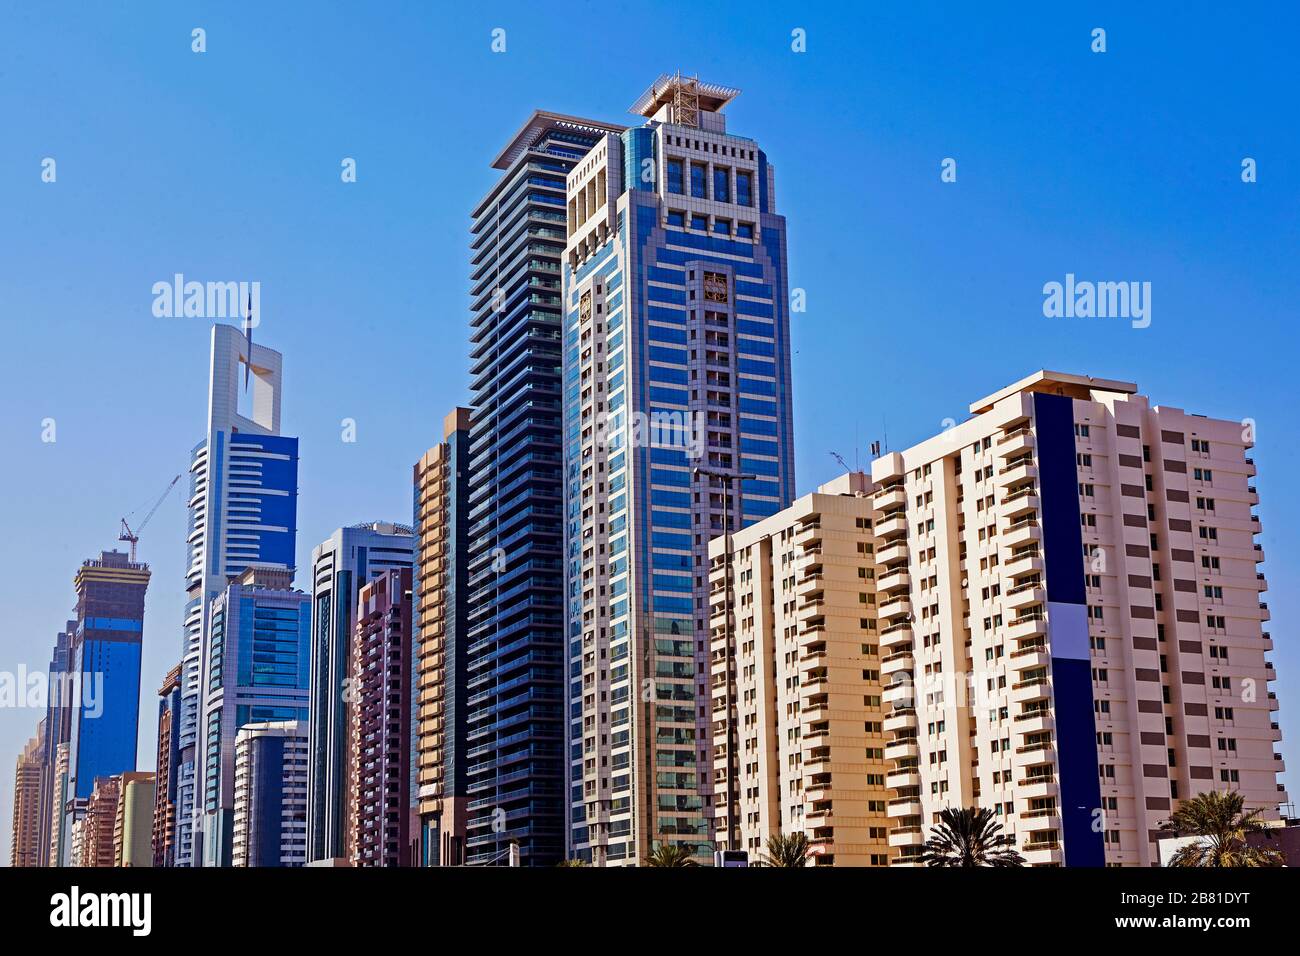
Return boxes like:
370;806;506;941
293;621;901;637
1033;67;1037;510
464;111;625;866
562;75;796;864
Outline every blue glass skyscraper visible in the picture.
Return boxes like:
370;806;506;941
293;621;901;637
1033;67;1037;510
174;323;299;866
562;76;796;864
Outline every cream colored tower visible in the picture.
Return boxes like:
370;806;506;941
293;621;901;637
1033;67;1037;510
708;473;891;865
869;371;1284;867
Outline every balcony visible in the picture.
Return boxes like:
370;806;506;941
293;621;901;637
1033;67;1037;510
887;795;923;818
877;567;911;593
1007;615;1048;641
1003;517;1042;549
997;426;1034;457
881;650;915;679
1011;675;1051;704
884;736;920;760
879;595;912;622
998;490;1040;522
1009;642;1051;673
1014;710;1054;735
1022;841;1063;866
1004;548;1044;576
874;486;908;511
883;707;917;733
877;540;910;565
882;680;915;708
996;458;1038;488
886;765;920;788
880;622;914;651
1005;581;1046;612
1018;773;1058;799
888;825;925;848
876;512;909;538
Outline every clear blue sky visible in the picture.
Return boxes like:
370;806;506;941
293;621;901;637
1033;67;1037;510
2;1;1297;860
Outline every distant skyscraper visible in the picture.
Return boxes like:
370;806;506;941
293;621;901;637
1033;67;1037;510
197;566;311;867
412;408;472;866
10;733;45;867
175;323;299;867
466;110;625;867
47;743;70;866
81;775;122;867
152;664;182;867
232;720;309;867
307;522;414;864
350;567;413;866
65;551;150;827
37;622;74;865
562;75;796;863
112;772;156;867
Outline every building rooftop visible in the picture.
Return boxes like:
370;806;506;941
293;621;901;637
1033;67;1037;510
969;370;1138;415
629;73;741;117
490;110;627;171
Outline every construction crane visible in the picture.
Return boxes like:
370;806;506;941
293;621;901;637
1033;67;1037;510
119;474;182;563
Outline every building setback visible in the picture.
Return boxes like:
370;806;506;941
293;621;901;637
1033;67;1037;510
708;473;891;865
197;566;311;867
563;75;796;864
864;370;1286;866
232;720;309;867
175;324;299;867
465;110;626;866
307;521;414;864
10;734;45;867
412;409;473;865
350;567;413;866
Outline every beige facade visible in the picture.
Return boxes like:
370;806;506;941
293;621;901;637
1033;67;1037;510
709;473;892;866
867;371;1285;866
112;771;156;867
10;734;45;867
413;407;471;864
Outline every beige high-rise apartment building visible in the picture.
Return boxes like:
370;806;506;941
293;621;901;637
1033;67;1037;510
867;370;1285;866
81;775;122;867
412;407;472;866
710;371;1286;867
10;734;45;867
708;473;891;866
112;772;156;867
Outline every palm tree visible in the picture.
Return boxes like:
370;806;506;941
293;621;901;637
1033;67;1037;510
1161;790;1284;867
642;843;699;867
762;832;810;868
920;806;1025;867
556;859;588;867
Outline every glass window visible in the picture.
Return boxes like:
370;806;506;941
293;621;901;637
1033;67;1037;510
735;170;753;206
666;158;684;195
690;214;707;231
736;222;754;239
690;163;707;199
666;210;685;228
713;167;731;203
713;219;731;235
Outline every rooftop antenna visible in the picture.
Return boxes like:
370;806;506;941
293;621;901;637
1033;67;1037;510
243;292;254;391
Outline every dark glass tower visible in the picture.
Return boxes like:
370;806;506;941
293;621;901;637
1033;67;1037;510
463;112;624;865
